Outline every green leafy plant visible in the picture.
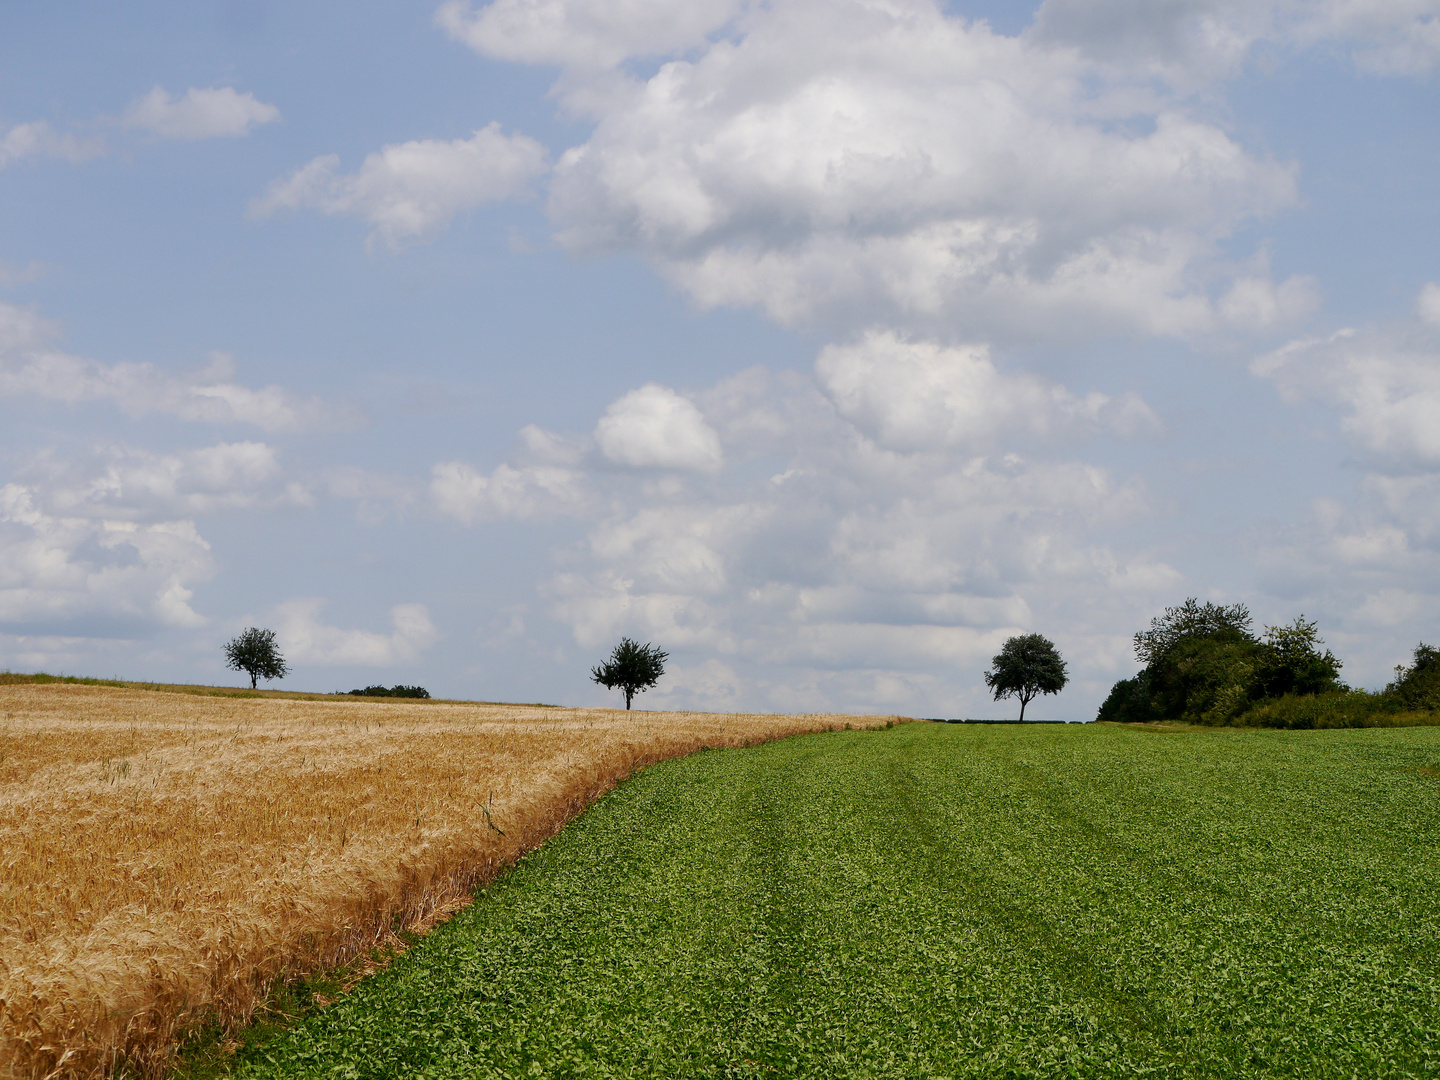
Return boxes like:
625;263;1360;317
213;723;1440;1080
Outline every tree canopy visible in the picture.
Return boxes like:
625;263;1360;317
983;633;1068;721
591;637;668;710
1133;598;1253;666
1099;600;1343;724
223;627;289;690
1385;643;1440;710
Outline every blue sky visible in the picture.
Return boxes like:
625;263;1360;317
2;0;1438;716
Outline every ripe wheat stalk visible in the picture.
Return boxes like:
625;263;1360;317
0;683;896;1080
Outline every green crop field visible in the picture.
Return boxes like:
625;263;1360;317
222;722;1440;1079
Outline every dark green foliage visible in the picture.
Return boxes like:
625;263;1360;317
1102;600;1346;725
982;633;1068;720
1385;643;1440;710
1144;634;1257;724
1094;672;1157;724
1133;598;1253;665
346;684;431;699
590;637;668;709
223;627;289;691
221;724;1440;1079
1253;617;1344;698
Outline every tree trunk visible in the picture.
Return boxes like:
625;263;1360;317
625;689;632;710
250;672;257;690
1018;695;1027;722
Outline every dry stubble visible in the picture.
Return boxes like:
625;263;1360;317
0;683;898;1080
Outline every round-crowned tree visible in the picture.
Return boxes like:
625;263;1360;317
224;627;290;690
983;633;1068;721
591;637;668;710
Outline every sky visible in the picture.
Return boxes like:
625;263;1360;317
1;0;1438;717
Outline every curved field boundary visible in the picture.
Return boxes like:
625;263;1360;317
0;683;900;1080
230;722;1440;1079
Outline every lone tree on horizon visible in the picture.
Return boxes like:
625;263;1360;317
983;633;1068;721
224;627;290;690
591;637;668;710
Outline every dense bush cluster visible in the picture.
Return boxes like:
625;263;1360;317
1098;598;1439;727
346;684;431;699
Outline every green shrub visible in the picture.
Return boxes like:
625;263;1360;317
1235;690;1440;729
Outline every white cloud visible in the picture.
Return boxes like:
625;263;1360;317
415;350;1168;712
430;460;586;522
595;383;724;471
1217;271;1322;331
0;120;102;168
0;483;212;633
0;302;354;431
538;0;1302;342
435;0;748;68
30;441;310;519
815;330;1159;451
122;86;280;139
252;122;548;247
1253;322;1440;470
274;599;439;666
534;360;1171;713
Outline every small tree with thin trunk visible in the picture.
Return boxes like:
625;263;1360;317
224;627;290;690
591;637;668;710
983;633;1068;721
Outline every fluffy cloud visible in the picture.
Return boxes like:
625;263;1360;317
274;599;439;666
1253;315;1440;471
252;122;548;247
531;0;1303;341
816;331;1159;451
1246;472;1440;687
122;86;280;139
546;437;1162;711
417;350;1169;711
349;0;1379;340
30;442;310;518
517;361;1164;711
435;0;747;68
0;483;212;633
430;460;586;522
594;384;724;471
0;302;353;431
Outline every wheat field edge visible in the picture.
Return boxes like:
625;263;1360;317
0;682;899;1080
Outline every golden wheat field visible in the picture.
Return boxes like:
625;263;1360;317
0;680;898;1080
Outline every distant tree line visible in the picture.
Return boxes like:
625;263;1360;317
347;684;431;699
1099;598;1439;728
